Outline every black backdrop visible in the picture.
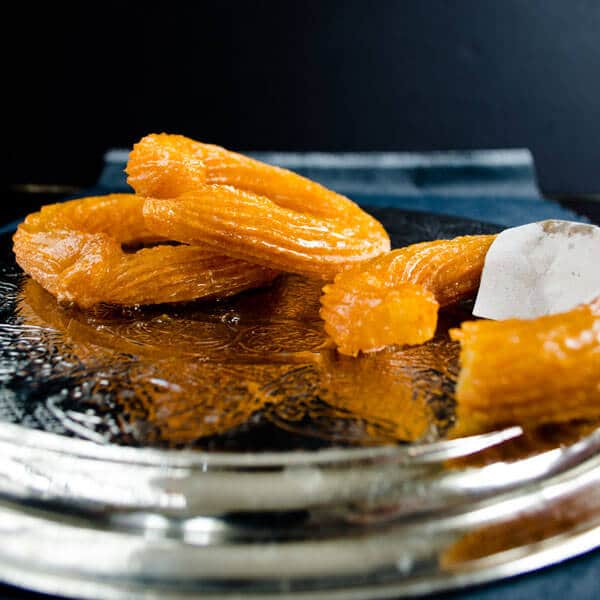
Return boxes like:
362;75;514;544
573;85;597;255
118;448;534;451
7;0;600;194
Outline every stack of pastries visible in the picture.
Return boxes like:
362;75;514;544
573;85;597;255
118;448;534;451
13;134;600;435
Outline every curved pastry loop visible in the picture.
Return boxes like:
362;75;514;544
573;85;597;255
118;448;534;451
127;134;390;279
451;298;600;435
320;235;496;356
13;194;278;308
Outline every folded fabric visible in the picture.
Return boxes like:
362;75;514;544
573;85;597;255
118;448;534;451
100;148;585;227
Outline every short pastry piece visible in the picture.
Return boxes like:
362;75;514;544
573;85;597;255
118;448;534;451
320;235;496;356
13;194;278;308
127;133;391;279
451;298;600;436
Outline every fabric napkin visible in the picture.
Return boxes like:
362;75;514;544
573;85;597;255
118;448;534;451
100;147;585;227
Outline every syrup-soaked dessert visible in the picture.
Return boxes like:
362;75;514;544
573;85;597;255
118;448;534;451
13;194;277;308
128;133;390;279
320;235;495;356
451;298;600;435
12;133;599;441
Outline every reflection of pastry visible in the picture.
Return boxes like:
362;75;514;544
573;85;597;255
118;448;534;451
104;360;290;445
16;279;290;444
13;194;278;308
320;235;495;356
128;133;390;279
451;298;600;436
17;277;327;362
441;475;600;569
317;342;456;442
267;337;459;445
447;420;600;469
17;278;457;446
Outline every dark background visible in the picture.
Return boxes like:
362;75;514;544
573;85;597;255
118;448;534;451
2;3;600;598
7;0;600;194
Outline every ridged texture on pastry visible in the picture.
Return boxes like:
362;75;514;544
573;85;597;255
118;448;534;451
128;133;390;279
320;235;496;355
13;194;278;307
451;298;600;435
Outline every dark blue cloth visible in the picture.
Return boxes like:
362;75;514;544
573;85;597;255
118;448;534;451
1;150;586;237
99;147;586;227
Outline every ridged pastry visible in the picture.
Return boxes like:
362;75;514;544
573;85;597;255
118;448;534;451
451;298;600;435
320;235;496;355
13;194;278;308
127;133;390;278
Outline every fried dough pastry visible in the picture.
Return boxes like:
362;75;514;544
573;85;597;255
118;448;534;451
13;194;278;308
451;298;600;436
320;235;496;356
127;133;390;278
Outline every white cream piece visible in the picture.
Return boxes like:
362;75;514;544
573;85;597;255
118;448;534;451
473;220;600;320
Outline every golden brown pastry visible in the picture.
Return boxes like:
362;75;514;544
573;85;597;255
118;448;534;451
127;133;391;279
13;194;278;307
451;298;600;435
320;235;496;355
